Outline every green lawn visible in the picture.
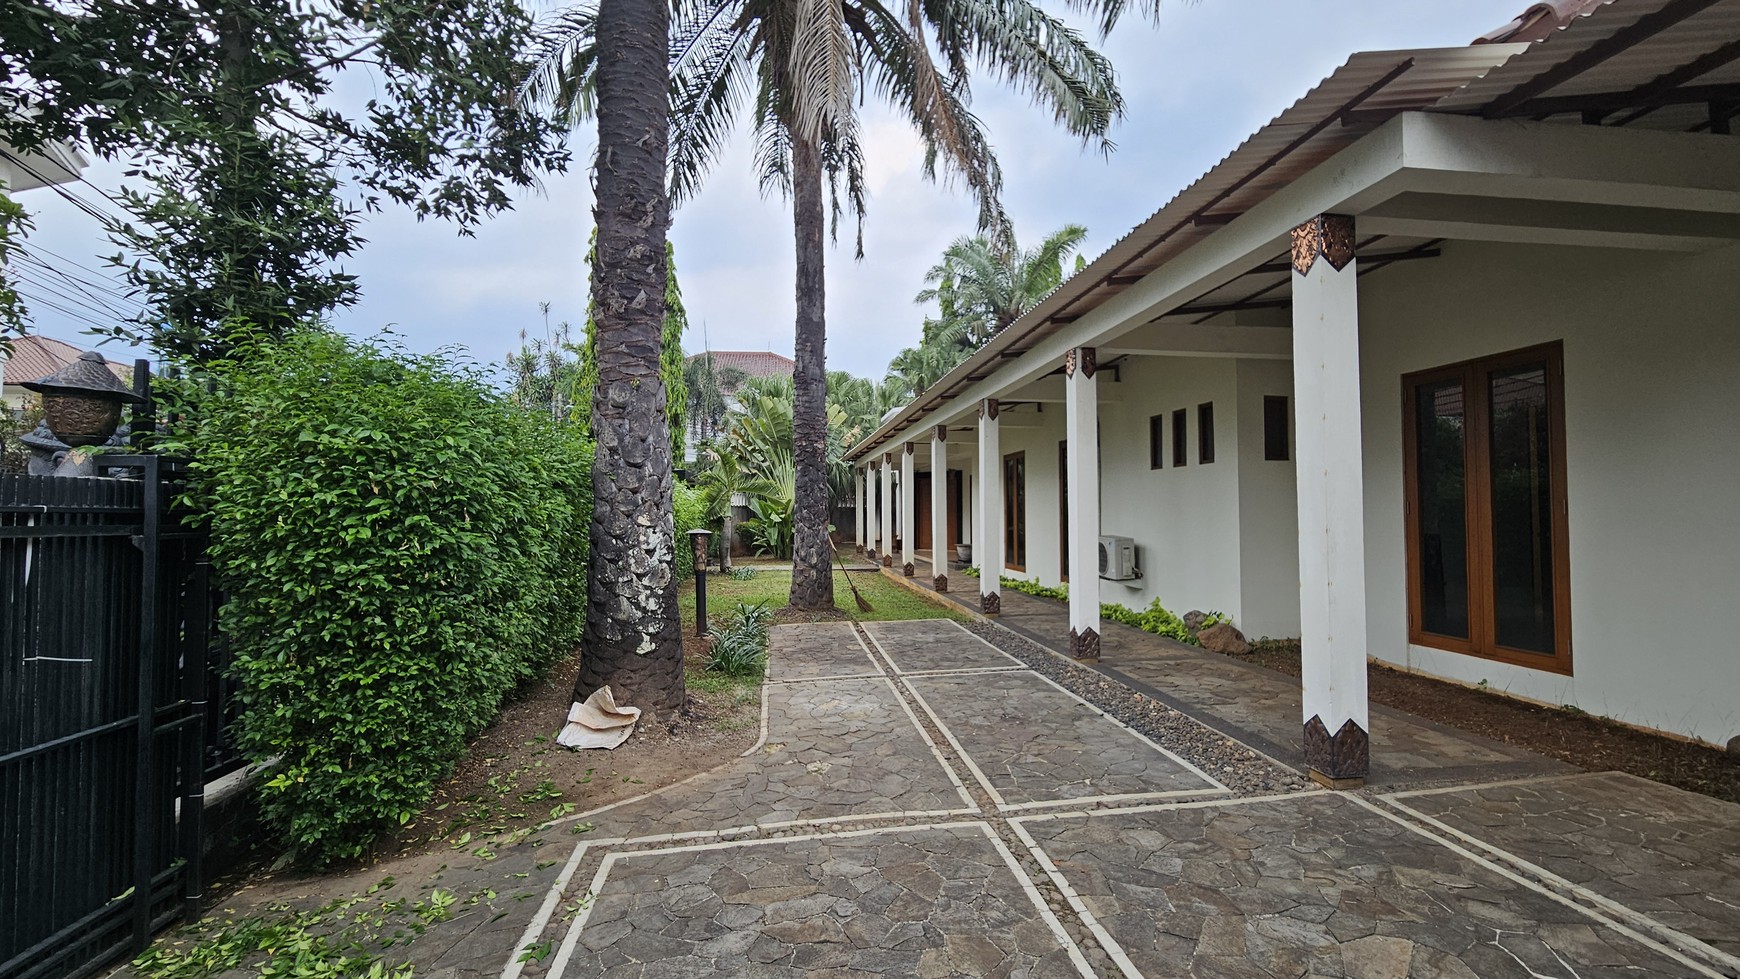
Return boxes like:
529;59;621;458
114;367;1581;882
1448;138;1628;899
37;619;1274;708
677;568;966;631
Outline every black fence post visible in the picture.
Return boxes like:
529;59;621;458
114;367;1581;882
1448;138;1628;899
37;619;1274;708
132;454;161;951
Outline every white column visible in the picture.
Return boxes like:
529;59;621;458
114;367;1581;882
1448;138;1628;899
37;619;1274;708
977;399;1003;614
930;426;949;592
880;453;895;568
900;443;916;575
1290;213;1371;787
855;466;867;554
1064;348;1102;661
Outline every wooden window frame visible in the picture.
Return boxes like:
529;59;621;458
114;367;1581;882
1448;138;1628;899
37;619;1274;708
1197;402;1215;465
1171;409;1188;467
1003;450;1027;572
1402;341;1572;675
1148;415;1164;470
1263;395;1290;461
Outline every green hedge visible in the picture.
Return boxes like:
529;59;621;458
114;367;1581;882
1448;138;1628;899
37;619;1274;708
186;332;592;865
673;481;707;579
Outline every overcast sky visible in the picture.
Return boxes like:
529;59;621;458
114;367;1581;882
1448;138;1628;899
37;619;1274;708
13;0;1527;381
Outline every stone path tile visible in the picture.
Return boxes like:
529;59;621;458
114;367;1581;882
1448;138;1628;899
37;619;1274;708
551;676;974;841
905;572;1568;787
1015;793;1715;979
864;618;1025;674
767;621;882;680
1385;772;1740;968
552;824;1089;979
903;669;1225;811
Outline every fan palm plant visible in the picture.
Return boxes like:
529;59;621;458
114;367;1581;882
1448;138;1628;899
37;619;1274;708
525;0;1138;611
917;223;1091;348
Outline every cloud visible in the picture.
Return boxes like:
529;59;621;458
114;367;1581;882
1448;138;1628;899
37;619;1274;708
11;0;1528;382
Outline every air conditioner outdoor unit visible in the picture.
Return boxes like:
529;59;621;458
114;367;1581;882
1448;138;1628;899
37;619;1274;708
1099;535;1138;581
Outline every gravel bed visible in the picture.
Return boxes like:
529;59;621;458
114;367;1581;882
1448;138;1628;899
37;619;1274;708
964;620;1313;797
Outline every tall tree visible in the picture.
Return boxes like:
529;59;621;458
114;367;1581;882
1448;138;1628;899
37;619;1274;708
571;0;684;710
1;0;567;360
886;223;1091;399
527;0;1135;610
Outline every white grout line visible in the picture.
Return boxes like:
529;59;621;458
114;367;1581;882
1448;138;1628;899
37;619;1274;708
1380;770;1599;800
1006;818;1148;979
544;852;617;979
896;665;1031;678
973;822;1097;978
1376;794;1740;975
864;618;1027;673
500;842;591;979
848;624;891;675
1347;794;1731;979
743;674;772;757
876;673;981;812
894;674;1009;809
997;787;1231;814
765;671;887;684
1016;665;1231;793
1007;790;1321;826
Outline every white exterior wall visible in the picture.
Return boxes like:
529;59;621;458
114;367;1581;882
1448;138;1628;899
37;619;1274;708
990;403;1063;584
1234;359;1300;640
1359;239;1740;746
1099;358;1242;617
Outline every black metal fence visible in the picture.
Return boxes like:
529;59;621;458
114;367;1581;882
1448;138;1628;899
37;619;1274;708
0;455;233;979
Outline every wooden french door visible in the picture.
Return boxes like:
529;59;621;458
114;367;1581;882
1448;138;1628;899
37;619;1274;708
1003;452;1027;571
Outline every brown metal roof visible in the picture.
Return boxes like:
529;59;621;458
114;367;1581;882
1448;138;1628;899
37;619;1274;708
848;0;1740;461
1476;1;1613;45
2;335;131;387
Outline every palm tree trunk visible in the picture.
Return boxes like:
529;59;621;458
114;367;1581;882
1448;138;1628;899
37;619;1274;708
575;0;685;711
788;132;835;610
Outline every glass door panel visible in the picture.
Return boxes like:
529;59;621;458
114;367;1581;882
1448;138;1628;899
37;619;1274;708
1488;364;1556;654
1414;380;1470;640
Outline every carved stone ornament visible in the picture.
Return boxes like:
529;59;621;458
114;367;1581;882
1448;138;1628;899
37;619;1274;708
903;562;915;577
883;554;893;568
904;443;914;456
1080;347;1096;379
1302;714;1370;783
883;452;892;465
977;398;1000;421
1064;348;1078;378
935;425;947;442
934;574;949;593
1289;214;1356;277
981;592;1001;615
1069;627;1102;662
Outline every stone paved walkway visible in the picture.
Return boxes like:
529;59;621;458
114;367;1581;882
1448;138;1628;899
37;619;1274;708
904;556;1573;788
144;618;1740;979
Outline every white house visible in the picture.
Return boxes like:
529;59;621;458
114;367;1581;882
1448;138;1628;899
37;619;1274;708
850;0;1740;787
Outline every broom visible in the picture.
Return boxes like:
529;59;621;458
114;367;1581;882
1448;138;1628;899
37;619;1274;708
830;539;875;613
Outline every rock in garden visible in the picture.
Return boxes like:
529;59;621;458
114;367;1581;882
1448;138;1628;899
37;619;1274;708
1197;622;1250;656
1182;610;1207;632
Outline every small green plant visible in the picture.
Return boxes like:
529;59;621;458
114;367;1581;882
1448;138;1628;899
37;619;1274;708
1101;598;1202;645
706;601;772;676
726;565;759;581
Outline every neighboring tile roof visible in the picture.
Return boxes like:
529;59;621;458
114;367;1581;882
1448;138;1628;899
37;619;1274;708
688;350;795;378
3;335;132;386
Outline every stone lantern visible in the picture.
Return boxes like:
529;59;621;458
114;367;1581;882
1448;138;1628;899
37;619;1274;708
21;352;144;447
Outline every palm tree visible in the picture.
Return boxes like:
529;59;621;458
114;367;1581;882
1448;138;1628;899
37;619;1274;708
527;0;1138;611
569;0;685;711
917;224;1091;348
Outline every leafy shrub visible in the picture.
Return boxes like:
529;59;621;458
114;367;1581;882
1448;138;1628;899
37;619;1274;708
706;601;771;676
1101;598;1205;645
673;480;708;579
742;494;793;558
183;331;592;865
726;565;758;581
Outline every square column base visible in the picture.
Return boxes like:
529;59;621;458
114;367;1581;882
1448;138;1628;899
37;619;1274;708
981;593;1001;615
1069;627;1101;662
902;562;915;577
882;555;893;568
934;575;948;593
1303;715;1369;789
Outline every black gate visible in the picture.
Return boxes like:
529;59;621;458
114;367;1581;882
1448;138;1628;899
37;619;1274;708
1;454;232;979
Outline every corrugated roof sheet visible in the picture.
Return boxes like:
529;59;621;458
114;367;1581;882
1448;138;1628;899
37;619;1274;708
850;0;1740;460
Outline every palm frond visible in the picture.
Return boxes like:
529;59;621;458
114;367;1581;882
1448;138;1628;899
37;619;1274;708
519;5;600;125
669;2;758;205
